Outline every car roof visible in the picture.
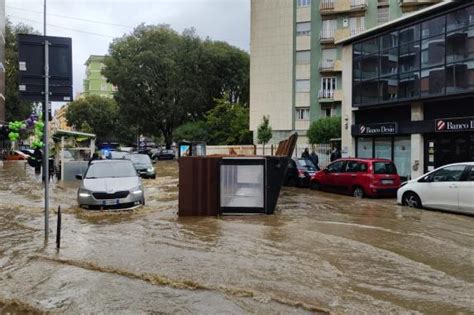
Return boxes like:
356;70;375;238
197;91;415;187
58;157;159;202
333;158;393;163
90;159;132;165
440;162;474;167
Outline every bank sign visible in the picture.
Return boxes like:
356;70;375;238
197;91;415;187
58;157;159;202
357;122;398;135
435;117;474;132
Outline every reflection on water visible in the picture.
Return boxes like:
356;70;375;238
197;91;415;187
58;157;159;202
0;160;473;314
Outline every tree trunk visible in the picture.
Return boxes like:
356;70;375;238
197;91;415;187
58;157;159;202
164;132;173;149
262;143;265;156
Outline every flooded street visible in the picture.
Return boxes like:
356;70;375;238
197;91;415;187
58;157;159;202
0;160;473;314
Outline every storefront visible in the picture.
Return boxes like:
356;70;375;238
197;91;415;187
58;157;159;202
339;1;474;180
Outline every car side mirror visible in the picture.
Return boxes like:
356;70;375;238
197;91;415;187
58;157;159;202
75;174;83;180
152;160;156;165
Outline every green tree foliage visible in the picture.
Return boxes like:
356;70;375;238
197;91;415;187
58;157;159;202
206;96;252;145
65;96;119;140
173;121;208;142
4;20;39;122
257;116;272;152
103;25;249;148
307;116;341;144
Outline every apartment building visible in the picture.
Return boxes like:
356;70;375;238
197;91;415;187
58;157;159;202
82;55;116;98
250;0;442;145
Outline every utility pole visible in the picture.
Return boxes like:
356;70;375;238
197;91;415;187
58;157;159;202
43;0;50;240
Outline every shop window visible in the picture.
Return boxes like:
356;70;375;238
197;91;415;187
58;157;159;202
380;48;398;76
394;137;411;179
446;26;474;64
421;67;445;96
447;5;474;32
357;138;372;158
399;42;420;73
399;71;420;99
421;35;445;68
421;15;445;39
445;60;474;94
374;137;392;160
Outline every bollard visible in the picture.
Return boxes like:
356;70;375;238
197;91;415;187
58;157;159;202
56;205;61;249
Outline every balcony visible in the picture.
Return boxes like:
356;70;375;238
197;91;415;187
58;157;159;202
319;89;343;102
399;0;442;7
320;0;367;15
320;29;335;43
319;59;342;73
350;26;365;36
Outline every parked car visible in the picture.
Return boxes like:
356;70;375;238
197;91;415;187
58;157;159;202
107;150;129;160
76;159;145;210
125;153;156;179
19;149;34;156
310;158;401;198
284;158;317;187
397;162;474;215
152;149;175;160
3;150;29;161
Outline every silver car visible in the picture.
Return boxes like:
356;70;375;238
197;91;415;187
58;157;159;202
76;159;145;210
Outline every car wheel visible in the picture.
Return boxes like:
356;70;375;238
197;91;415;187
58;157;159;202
353;186;364;198
310;181;321;190
402;192;422;208
151;175;156;179
142;198;146;206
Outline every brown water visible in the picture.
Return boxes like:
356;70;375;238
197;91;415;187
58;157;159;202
0;160;473;314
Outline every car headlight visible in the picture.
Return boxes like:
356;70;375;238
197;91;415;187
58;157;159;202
78;189;91;198
147;167;154;172
132;188;143;195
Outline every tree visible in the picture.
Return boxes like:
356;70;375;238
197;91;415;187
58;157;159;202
206;96;252;145
307;116;341;144
103;24;249;148
173;121;208;142
257;116;272;155
4;20;39;122
65;96;119;140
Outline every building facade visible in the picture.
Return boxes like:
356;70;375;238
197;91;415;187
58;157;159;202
82;55;116;98
51;104;71;132
250;0;442;145
0;0;5;123
340;1;474;180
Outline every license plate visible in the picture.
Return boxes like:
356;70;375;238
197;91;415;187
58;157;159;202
382;179;394;185
102;199;120;206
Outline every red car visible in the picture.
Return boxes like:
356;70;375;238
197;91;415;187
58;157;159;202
310;158;401;198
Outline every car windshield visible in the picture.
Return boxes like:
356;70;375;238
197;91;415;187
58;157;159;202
85;162;137;178
110;151;128;159
126;154;151;165
373;162;398;174
297;159;316;171
63;151;73;159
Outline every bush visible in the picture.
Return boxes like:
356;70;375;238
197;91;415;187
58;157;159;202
307;116;341;144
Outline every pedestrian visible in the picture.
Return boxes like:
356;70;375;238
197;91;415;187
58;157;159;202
88;152;100;166
330;147;341;162
301;148;310;159
310;149;320;170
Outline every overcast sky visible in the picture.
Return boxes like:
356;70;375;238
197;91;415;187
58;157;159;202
6;0;250;112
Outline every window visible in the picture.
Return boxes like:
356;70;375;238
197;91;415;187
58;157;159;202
296;50;311;64
349;16;365;35
297;0;311;7
345;161;367;173
399;24;420;44
446;26;474;63
373;162;397;174
468;167;474;181
421;35;445;68
322;106;332;117
379;75;398;101
380;32;398;50
297;22;311;36
447;6;474;32
321;19;336;39
296;108;310;120
380;48;398;76
374;137;392;160
377;6;389;25
399;42;420;73
427;165;466;182
421;16;445;39
321;48;336;68
295;79;310;92
446;60;474;94
357;138;373;158
320;77;336;98
421;67;445;96
327;160;345;173
399;71;420;99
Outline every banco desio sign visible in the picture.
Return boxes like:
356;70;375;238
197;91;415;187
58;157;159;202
356;122;398;136
435;117;474;132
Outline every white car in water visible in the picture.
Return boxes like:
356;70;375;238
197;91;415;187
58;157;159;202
397;162;474;215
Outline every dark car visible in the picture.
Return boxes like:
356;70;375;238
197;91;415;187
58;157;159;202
284;158;317;187
125;153;156;179
310;158;401;198
152;149;175;161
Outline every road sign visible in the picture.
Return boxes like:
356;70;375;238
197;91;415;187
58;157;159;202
17;34;73;102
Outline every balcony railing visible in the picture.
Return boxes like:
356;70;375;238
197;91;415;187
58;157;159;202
350;26;366;36
319;90;334;99
320;0;334;10
320;29;335;41
351;0;367;9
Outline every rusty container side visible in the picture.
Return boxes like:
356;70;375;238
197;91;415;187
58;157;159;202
178;156;221;216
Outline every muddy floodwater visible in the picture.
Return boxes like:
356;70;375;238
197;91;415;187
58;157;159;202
0;160;473;314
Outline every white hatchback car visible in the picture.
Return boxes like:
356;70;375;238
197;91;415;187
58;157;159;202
397;162;474;215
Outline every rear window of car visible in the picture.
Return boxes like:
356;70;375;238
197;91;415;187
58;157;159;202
373;162;397;174
297;159;316;171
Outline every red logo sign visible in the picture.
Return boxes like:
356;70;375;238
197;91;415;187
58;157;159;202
437;120;446;131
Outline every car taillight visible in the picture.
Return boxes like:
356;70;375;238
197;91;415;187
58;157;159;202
297;169;306;178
